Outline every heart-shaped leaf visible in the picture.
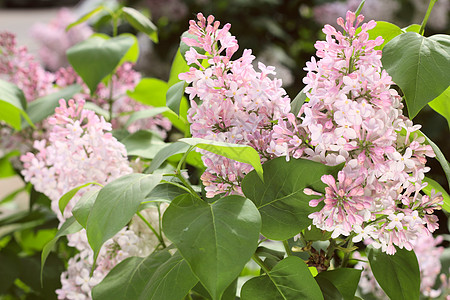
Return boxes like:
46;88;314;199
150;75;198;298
240;256;323;300
368;247;420;300
382;32;450;118
86;173;162;264
163;194;261;300
315;268;362;300
67;34;135;94
366;21;403;50
242;157;343;240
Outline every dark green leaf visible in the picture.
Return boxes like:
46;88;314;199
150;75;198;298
92;250;171;299
22;84;82;128
242;157;343;240
140;183;188;208
163;194;261;300
122;7;158;42
0;250;21;293
316;268;362;300
290;88;307;116
148;142;191;173
303;224;332;241
422;176;450;212
315;277;343;300
58;182;102;215
67;34;135;94
240;256;323;300
86;173;162;264
382;32;450;118
120;130;167;159
72;189;99;228
368;247;420;300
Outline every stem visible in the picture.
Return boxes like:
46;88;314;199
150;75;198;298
137;211;166;248
283;240;292;256
340;238;354;268
419;0;438;36
252;253;271;275
177;145;195;173
176;173;202;201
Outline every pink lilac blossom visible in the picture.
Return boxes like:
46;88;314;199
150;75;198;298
179;13;291;197
0;32;54;102
31;8;93;71
55;63;172;138
21;99;163;299
355;233;446;298
270;11;442;254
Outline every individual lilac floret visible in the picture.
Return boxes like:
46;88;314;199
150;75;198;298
180;13;291;197
270;11;442;254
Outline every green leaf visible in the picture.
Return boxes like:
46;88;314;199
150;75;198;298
59;182;102;215
120;130;167;159
428;86;450;129
242;157;343;240
179;31;206;63
368;247;420;300
403;24;421;33
366;21;403;50
315;277;343;300
420;131;450;189
290;88;307;116
0;150;20;178
139;252;198;300
41;217;83;283
140;183;188;208
303;224;332;241
122;7;158;43
0;79;32;130
0;250;21;293
92;250;171;299
162;194;261;300
166;81;186;116
83;101;110;119
179;137;264;182
168;49;190;87
240;256;324;300
148;142;191;173
125;107;169;127
72;189;99;228
86;173;162;264
67;34;135;94
66;5;105;31
422;176;450;212
315;268;362;300
382;32;450;118
22;84;82;128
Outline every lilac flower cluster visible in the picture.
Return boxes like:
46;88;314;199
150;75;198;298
270;11;442;254
0;32;54;102
180;13;291;197
21;99;161;299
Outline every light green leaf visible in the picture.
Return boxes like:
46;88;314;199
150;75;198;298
166;81;186;116
403;24;421;33
368;247;420;300
240;256;323;300
125;107;169;127
22;84;82;128
83;101;110;119
242;157;343;240
122;7;158;42
168;49;190;87
0;150;20;178
428;86;450;129
0;79;32;130
67;34;135;94
422;176;450;212
41;217;83;283
179;137;264;182
66;6;105;31
86;173;162;265
382;32;450;118
163;194;261;300
367;21;403;50
58;182;102;215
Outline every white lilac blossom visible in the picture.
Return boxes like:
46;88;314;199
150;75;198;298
21;99;161;299
270;11;442;254
356;233;446;298
179;13;291;197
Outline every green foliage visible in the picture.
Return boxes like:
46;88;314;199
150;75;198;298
290;88;307;116
121;7;158;42
423;176;450;212
163;194;261;300
368;247;420;300
67;34;137;94
366;21;403;50
72;189;100;228
240;256;324;300
0;150;20;178
86;173;162;265
120;130;167;159
0;79;33;130
166;81;186;116
315;269;362;300
428;86;450;129
382;32;450;118
241;157;343;240
58;182;102;215
66;5;105;31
